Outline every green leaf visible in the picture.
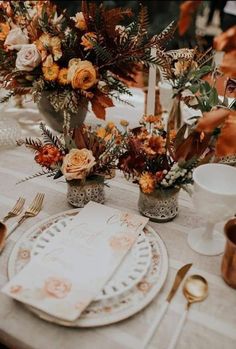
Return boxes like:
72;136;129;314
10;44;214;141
208;88;219;106
194;65;212;80
188;84;199;94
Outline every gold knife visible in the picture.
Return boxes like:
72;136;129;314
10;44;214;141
142;263;192;349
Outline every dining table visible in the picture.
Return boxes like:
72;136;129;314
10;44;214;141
0;91;235;349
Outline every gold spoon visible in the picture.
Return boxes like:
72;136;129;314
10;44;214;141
167;275;208;349
0;222;7;253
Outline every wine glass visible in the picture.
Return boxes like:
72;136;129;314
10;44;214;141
188;164;236;256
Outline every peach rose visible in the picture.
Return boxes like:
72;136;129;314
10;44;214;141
61;148;96;181
4;27;28;50
67;59;97;90
44;277;71;299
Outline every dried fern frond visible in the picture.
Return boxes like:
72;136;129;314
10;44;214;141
0;91;14;103
137;6;149;35
39;123;65;151
152;21;176;48
17;168;56;184
20;137;43;151
166;48;196;61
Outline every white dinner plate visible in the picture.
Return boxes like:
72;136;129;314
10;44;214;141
8;209;168;327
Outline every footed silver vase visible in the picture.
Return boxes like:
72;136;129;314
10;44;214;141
38;92;87;132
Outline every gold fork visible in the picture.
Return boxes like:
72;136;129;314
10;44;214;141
7;193;45;239
2;197;25;222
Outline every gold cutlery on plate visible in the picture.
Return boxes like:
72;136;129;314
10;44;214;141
0;193;45;252
2;197;25;222
142;263;192;349
167;275;208;349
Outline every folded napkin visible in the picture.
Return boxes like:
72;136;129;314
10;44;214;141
2;202;148;321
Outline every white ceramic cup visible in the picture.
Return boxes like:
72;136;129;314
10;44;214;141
188;164;236;256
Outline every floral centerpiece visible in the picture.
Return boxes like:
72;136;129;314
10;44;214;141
0;0;172;131
118;114;213;222
19;122;123;207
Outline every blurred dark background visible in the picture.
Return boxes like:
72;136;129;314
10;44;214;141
54;1;236;50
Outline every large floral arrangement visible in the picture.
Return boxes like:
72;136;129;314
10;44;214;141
19;122;123;183
0;0;173;127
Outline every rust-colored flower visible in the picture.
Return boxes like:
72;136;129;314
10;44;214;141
44;277;71;299
0;22;10;41
35;144;62;168
139;172;156;194
143;114;161;124
58;68;69;85
81;32;97;51
42;63;60;81
144;135;166;155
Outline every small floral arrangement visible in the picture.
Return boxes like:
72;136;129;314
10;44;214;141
19;122;123;183
118;115;198;194
0;0;173;127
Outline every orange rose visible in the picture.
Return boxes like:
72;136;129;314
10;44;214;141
61;148;96;181
67;59;97;90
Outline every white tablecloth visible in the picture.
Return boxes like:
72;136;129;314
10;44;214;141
0;100;235;349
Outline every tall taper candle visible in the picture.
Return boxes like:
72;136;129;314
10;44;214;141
146;46;157;115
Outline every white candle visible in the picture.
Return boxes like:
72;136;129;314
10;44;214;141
146;46;157;115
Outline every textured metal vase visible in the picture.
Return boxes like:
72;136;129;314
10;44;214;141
38;92;87;132
138;187;180;222
67;178;105;208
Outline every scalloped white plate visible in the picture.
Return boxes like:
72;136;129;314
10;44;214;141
8;209;168;327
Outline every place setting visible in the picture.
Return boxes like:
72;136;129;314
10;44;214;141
0;193;212;349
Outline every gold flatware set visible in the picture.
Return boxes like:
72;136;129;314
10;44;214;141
0;193;45;252
142;264;208;349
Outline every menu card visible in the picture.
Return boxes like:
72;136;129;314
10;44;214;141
2;202;148;321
